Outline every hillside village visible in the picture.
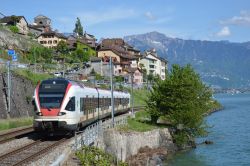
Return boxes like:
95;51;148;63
0;14;168;86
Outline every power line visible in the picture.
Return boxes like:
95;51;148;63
0;12;6;17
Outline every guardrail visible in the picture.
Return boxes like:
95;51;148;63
73;114;128;150
51;107;145;166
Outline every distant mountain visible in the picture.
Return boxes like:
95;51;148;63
124;31;250;88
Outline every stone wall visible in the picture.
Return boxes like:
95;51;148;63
0;72;35;119
0;26;39;50
95;128;176;162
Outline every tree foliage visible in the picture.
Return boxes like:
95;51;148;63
27;46;53;63
71;42;95;62
56;40;69;54
146;64;212;146
73;17;83;36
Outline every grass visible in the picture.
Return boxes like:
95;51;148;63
118;111;165;132
132;88;149;107
0;117;33;131
13;69;52;85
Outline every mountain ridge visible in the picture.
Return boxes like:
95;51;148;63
124;31;250;88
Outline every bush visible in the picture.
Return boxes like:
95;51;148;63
76;146;127;166
146;64;213;146
9;25;19;33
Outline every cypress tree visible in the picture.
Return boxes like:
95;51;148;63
74;17;83;36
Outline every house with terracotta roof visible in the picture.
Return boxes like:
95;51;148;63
0;15;29;35
66;32;97;50
37;31;67;48
97;38;143;84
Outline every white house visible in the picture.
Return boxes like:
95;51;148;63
139;49;168;80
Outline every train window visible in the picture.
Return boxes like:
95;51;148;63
65;97;75;111
80;98;84;113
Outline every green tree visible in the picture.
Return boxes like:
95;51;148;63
146;64;212;146
56;40;70;60
27;46;53;64
56;40;69;55
73;17;83;36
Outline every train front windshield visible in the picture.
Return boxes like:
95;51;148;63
38;80;68;109
39;93;64;108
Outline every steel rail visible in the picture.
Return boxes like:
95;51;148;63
0;139;42;161
12;137;68;166
0;126;34;144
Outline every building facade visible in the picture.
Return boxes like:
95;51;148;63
96;38;143;84
37;31;67;48
0;15;29;35
29;15;52;36
139;49;168;80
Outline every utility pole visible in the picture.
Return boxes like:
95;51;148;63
62;57;65;78
131;73;134;118
96;87;100;121
34;47;37;73
110;57;114;127
7;61;11;118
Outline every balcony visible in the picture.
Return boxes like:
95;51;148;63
149;65;155;69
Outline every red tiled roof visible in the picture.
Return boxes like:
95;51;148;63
38;31;67;39
99;47;137;60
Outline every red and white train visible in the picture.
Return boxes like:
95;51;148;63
33;78;130;133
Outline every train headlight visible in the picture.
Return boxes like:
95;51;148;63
58;112;66;116
36;112;43;116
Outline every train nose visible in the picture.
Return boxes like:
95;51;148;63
40;108;60;116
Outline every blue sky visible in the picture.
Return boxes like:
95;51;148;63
1;0;250;42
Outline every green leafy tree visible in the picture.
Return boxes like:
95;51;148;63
56;40;69;55
27;46;53;64
56;40;70;62
146;64;212;146
73;17;83;36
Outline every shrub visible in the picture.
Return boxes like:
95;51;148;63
9;25;19;33
76;146;128;166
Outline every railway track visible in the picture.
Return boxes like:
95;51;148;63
0;126;34;144
0;136;69;166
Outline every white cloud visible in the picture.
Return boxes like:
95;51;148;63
145;11;155;20
216;26;231;37
144;11;172;24
220;10;250;26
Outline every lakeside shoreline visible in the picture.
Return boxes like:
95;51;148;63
127;105;225;165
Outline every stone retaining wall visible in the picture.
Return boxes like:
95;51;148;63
95;128;176;162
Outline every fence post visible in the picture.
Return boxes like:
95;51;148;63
81;132;83;147
74;133;77;150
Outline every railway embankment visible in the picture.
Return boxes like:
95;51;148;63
95;127;177;165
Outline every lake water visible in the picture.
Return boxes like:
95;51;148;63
167;93;250;166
